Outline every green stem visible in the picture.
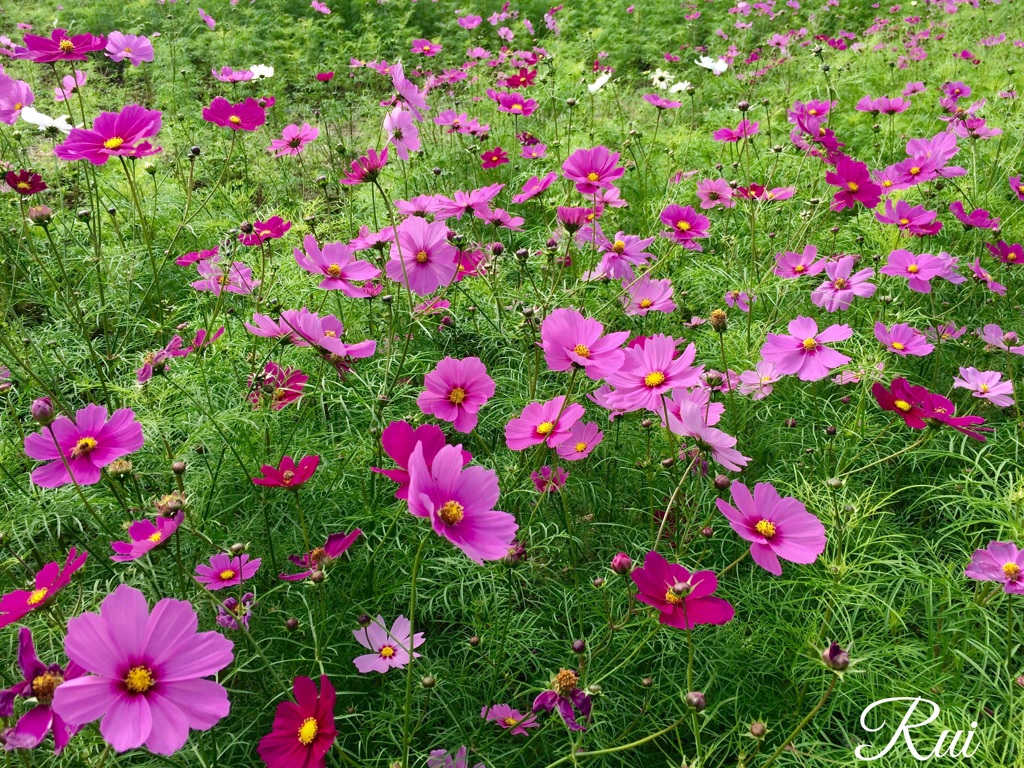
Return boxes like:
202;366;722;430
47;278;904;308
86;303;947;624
401;536;428;768
760;675;838;768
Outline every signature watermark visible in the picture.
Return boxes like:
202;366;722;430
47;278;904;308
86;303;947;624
855;697;979;761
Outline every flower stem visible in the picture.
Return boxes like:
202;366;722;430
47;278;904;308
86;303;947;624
760;675;838;768
401;536;428;768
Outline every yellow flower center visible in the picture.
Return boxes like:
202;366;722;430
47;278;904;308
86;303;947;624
893;399;912;412
1003;562;1021;580
846;181;859;192
297;717;319;745
907;264;919;273
123;47;133;54
327;264;342;277
909;166;921;175
808;108;818;115
639;298;653;308
574;441;588;453
676;220;691;232
282;470;296;485
663;588;684;605
891;342;905;351
323;330;337;337
882;180;893;187
124;666;155;693
979;384;990;393
536;421;555;435
71;436;98;459
438;500;465;525
16;181;30;190
422;45;432;52
415;250;429;263
31;672;63;704
612;240;626;253
58;39;75;53
148;532;163;543
833;277;848;289
802;338;817;350
586;172;600;182
755;519;777;538
573;343;591;358
510;103;522;111
491;155;500;162
899;218;909;225
448;387;467;404
794;264;805;273
502;716;518;727
13;102;22;111
1018;185;1024;194
644;371;666;388
219;569;236;581
552;668;578;697
103;137;125;150
228;115;242;125
27;587;49;606
380;645;396;658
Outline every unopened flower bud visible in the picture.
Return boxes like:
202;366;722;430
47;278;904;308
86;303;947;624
285;618;299;631
709;309;728;333
685;691;706;712
750;721;767;738
701;526;714;538
143;162;157;175
610;552;632;575
420;675;436;689
572;639;586;654
737;100;750;112
640;419;654;429
357;614;372;627
310;570;326;584
172;461;186;475
107;459;133;480
191;146;202;157
641;677;653;688
661;457;675;468
468;635;481;647
230;542;246;555
239;221;254;235
592;577;605;587
784;418;797;428
28;205;53;226
713;474;730;491
76;209;90;222
31;397;55;426
826;477;844;490
821;641;850;671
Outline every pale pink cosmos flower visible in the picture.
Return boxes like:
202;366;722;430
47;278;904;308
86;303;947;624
267;123;319;157
294;235;380;296
810;256;876;311
969;259;1006;295
979;324;1024;354
724;290;754;312
191;258;259;295
622;276;675;315
880;249;945;293
384;106;420;160
774;244;825;279
952;367;1014;407
966;542;1024;594
512;172;558;204
53;71;86;102
738;361;780;400
353;615;423;673
385;216;458;295
586;225;655;280
761;316;852;381
874;322;933;357
668;401;750;471
695;178;735;209
105;32;154;66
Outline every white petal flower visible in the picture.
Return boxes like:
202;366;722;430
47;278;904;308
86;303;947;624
20;106;75;134
249;64;275;80
588;72;612;93
669;80;692;93
695;57;728;75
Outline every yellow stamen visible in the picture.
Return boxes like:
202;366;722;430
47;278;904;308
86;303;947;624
228;115;242;125
644;371;666;388
448;387;467;404
663;588;684;606
218;569;236;580
58;39;75;53
1003;562;1021;580
907;264;919;273
794;264;805;273
755;519;777;539
574;441;588;453
380;645;396;658
103;137;125;150
31;672;63;704
586;172;599;182
16;182;30;191
891;341;905;351
327;264;342;277
572;343;591;358
415;250;429;263
676;220;691;232
297;717;319;745
552;668;578;696
639;298;653;309
148;532;163;543
893;399;912;412
846;181;859;192
124;666;155;693
27;587;49;606
536;421;555;435
71;437;98;459
438;500;464;525
612;240;626;253
802;338;817;350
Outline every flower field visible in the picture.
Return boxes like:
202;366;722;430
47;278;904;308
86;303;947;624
0;0;1023;766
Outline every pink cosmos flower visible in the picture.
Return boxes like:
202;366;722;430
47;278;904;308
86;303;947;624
826;155;882;211
622;275;675;315
384;107;421;160
555;421;603;461
53;70;86;101
24;404;143;488
533;670;592;731
875;322;933;357
411;39;442;56
738;361;781;400
176;246;219;267
194;553;261;591
311;0;332;13
970;259;1006;295
137;335;184;384
253;455;320;488
388;62;430;121
386;216;458;295
0;75;34;125
490;89;537;116
773;244;825;278
1009;175;1024;201
51;585;232;755
585;226;655;279
249;361;308;410
965;542;1024;594
407;441;518;563
695;178;735;209
659;204;710;250
267;123;319;157
643;94;681;110
435;184;505;220
198;8;217;29
13;29;106;63
417;356;495;433
953;368;1014;407
810;256;876;311
872;378;989;440
874;199;941;236
505;396;585;451
541;308;629;381
340;147;388;185
712;119;759;143
0;549;87;629
512;172;558;204
191;259;260;295
280;530;361;581
761;317;852;381
666;399;749;471
880;249;945;293
979;324;1024;354
294;235;380;296
480;147;509;169
202;96;266;131
212;67;253;83
925;324;967;343
950;200;999;230
987;240;1024;265
239;216;291;246
257;675;336;768
605;335;703;412
0;627;84;753
372;421;471;499
481;704;538;735
725;290;754;312
54;104;162;164
630;550;734;629
110;511;184;562
521;143;547;159
717;482;826;576
105;32;153;66
531;465;568;493
562;146;624;194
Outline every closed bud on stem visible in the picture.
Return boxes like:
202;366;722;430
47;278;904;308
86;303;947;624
610;552;632;575
230;542;246;555
468;635;481;647
172;461;186;475
420;675;436;689
285;618;299;631
31;397;55;426
821;641;850;671
572;639;586;654
357;614;371;627
685;691;706;712
750;721;767;738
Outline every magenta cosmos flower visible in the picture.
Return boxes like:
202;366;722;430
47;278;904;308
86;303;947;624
191;259;260;295
13;29;106;63
250;362;308;410
111;511;184;562
340;147;388;185
965;542;1024;594
6;169;47;195
281;529;361;581
51;585;232;755
695;178;735;209
555;421;603;461
239;216;292;247
0;627;84;753
874;322;934;357
562;146;625;195
296;234;380;294
105;32;154;66
952;368;1014;407
712;118;759;142
872;378;989;441
531;466;568;493
411;39;441;56
826;155;882;211
591;226;655;280
0;549;87;629
880;249;945;293
386;216;458;295
481;704;538;735
417;356;495;433
24;404;143;488
253;455;320;488
605;335;702;412
202;96;266;131
268;123;319;157
428;747;484;768
774;244;825;279
761;317;852;381
54;104;162;164
950;201;999;230
505;396;585;451
810;256;876;312
353;615;424;673
532;669;592;731
874;199;942;236
630;550;734;629
622;276;676;315
481;147;509;169
372;421;472;499
659;204;710;251
541;308;629;381
258;676;336;768
195;553;261;591
512;172;558;204
407;442;518;563
716;482;826;576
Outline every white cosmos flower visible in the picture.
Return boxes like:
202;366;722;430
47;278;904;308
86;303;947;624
669;80;692;93
19;106;75;134
249;64;275;80
588;72;612;93
695;56;728;75
649;68;673;89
